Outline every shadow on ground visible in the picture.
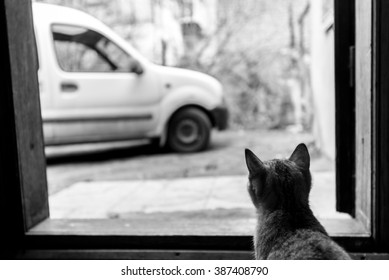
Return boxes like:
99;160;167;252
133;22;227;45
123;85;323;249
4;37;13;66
46;137;230;166
46;143;163;165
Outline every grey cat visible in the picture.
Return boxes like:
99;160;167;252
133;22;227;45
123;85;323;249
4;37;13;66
245;143;351;260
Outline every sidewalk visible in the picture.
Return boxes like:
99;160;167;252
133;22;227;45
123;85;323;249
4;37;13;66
49;172;348;220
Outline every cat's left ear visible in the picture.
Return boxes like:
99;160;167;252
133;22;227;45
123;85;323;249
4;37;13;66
289;143;310;171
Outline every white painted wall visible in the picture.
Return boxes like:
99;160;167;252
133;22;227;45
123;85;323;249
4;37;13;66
192;0;218;35
310;0;335;160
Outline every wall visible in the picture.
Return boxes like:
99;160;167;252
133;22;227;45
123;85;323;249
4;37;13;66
309;0;335;160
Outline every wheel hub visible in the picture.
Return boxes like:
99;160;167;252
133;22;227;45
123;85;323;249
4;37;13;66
176;119;199;144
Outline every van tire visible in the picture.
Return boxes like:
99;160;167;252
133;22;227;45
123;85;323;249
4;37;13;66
167;108;211;153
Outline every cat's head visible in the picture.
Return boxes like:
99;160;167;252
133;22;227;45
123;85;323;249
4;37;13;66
244;143;312;212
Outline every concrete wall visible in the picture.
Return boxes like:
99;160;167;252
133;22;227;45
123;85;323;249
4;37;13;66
309;0;335;160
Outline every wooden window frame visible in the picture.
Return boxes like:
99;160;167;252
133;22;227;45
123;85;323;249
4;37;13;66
1;0;388;259
335;0;355;216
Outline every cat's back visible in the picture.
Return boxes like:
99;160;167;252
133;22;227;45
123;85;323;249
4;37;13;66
245;145;351;260
267;229;351;260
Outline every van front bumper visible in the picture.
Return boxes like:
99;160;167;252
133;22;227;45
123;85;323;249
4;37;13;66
210;106;229;130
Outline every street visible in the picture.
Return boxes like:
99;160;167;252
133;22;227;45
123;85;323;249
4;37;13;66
46;129;324;195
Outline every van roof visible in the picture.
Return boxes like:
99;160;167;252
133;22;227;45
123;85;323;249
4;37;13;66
32;2;107;30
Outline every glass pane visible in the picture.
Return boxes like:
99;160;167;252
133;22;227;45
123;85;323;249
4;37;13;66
34;0;349;235
96;37;132;71
52;24;133;72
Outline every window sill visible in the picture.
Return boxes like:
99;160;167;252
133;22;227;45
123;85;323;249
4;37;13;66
24;215;371;259
29;216;369;236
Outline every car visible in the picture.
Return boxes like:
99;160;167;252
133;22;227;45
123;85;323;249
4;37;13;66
32;3;228;153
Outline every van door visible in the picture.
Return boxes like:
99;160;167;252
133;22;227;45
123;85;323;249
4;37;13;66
34;27;55;144
48;24;159;144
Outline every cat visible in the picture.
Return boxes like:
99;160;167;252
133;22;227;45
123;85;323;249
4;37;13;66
245;143;351;260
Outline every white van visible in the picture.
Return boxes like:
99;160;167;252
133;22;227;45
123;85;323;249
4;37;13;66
32;3;228;153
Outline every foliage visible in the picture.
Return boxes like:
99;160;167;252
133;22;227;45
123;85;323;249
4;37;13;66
178;0;312;130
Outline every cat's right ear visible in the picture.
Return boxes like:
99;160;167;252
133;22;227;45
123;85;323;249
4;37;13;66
245;149;265;175
289;143;310;171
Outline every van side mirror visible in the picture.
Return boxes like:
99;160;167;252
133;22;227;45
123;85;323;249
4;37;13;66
129;60;144;75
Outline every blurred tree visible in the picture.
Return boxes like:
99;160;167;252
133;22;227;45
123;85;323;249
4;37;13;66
177;0;312;130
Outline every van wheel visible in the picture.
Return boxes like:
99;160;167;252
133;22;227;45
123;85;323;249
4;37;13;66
167;108;211;153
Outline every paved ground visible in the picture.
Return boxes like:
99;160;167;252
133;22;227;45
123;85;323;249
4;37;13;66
46;129;344;222
49;173;346;220
46;129;331;195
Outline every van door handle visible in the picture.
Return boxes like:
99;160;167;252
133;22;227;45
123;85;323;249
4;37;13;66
61;82;78;93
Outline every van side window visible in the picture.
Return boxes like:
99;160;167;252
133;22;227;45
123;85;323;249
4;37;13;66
51;24;133;73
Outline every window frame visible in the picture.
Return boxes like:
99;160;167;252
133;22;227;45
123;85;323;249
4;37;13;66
1;0;388;259
334;0;356;216
372;0;389;250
